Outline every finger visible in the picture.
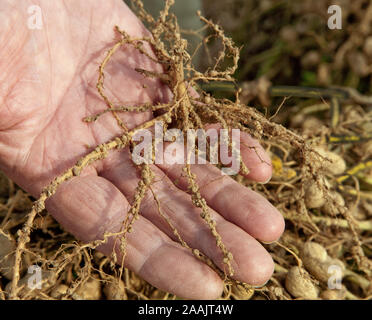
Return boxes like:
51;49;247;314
45;172;223;299
100;152;275;286
158;157;284;243
204;123;272;183
239;131;272;182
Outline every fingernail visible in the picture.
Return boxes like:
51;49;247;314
261;176;272;184
252;280;269;288
261;236;282;245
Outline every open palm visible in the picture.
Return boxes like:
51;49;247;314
0;0;284;299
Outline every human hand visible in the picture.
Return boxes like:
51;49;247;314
0;0;284;299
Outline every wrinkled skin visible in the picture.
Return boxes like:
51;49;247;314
0;0;284;299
